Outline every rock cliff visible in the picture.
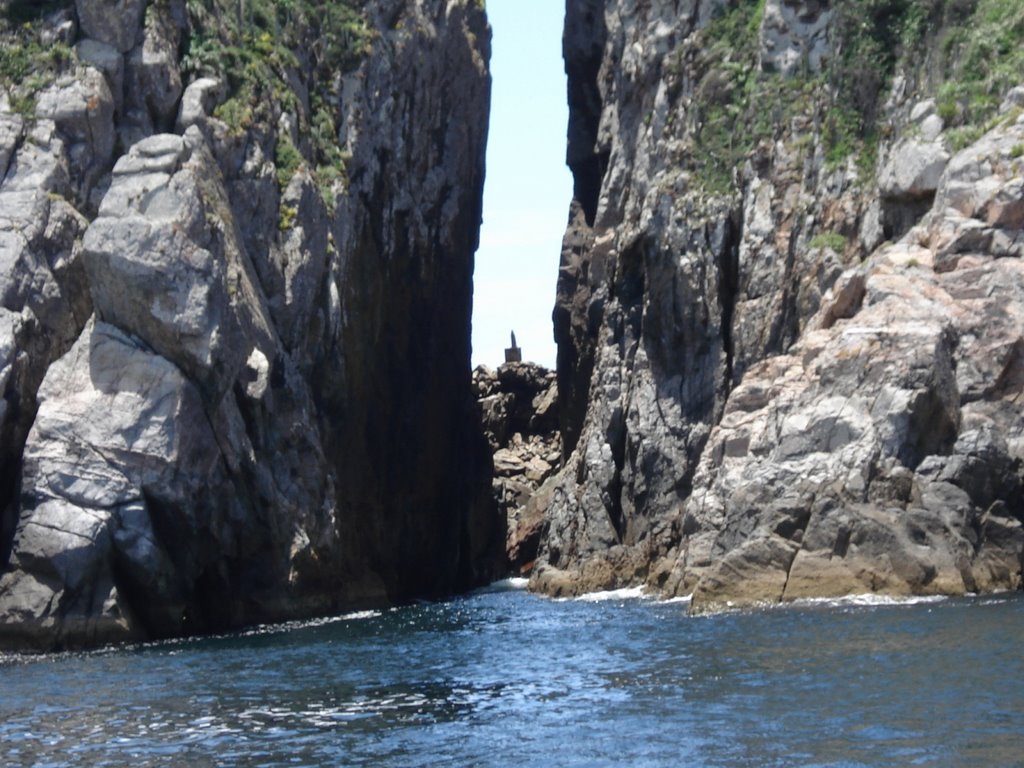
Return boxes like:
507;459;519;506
0;0;501;650
534;0;1024;608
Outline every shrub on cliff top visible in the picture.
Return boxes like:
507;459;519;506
669;0;1023;203
936;0;1024;130
183;0;373;198
830;0;1024;154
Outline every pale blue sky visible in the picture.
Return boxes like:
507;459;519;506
471;0;572;370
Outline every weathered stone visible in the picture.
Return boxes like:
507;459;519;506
909;99;936;123
879;139;950;200
39;7;77;46
0;0;502;650
475;361;561;572
759;0;833;77
494;449;528;476
1000;85;1024;113
176;77;225;132
75;0;146;53
0;117;92;566
533;1;1024;610
0;319;225;649
75;39;125;111
0;111;22;182
506;476;552;573
919;114;944;142
121;2;184;140
34;69;115;197
259;167;329;354
82;131;251;397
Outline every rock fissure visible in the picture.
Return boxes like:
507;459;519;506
2;0;1024;644
715;213;740;392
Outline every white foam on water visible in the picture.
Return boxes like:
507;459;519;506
234;610;381;638
471;577;530;596
338;610;384;621
789;593;950;609
657;594;693;605
575;586;651;603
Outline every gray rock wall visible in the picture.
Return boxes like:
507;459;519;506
0;0;501;650
533;0;1024;607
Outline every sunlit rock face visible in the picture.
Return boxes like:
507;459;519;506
0;0;502;651
533;0;1024;608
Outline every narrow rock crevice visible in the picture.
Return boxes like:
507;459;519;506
715;213;740;392
564;0;608;228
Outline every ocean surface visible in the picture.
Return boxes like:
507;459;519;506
2;582;1023;767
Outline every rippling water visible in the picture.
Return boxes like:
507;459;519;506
2;583;1023;766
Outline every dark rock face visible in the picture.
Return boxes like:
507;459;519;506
533;0;1024;607
0;0;501;651
474;362;560;573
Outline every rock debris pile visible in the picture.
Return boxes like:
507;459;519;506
473;363;560;573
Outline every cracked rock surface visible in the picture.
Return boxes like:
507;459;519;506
0;0;501;650
532;0;1024;608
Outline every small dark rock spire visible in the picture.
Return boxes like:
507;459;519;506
505;330;522;363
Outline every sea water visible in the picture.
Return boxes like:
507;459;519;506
2;582;1022;767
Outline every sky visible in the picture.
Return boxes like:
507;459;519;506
471;0;572;370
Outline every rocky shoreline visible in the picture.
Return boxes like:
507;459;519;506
526;0;1024;611
1;0;1022;650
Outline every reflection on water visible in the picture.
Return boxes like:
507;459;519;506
2;587;1023;766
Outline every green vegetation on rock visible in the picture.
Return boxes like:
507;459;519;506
0;2;75;116
682;0;888;194
684;0;772;194
829;0;1024;161
183;0;374;201
681;0;1024;198
935;0;1024;130
809;231;848;253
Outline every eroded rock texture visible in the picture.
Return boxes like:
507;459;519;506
533;0;1024;608
474;362;561;573
0;0;500;650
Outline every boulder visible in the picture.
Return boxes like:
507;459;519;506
1000;85;1024;113
176;77;225;132
75;38;125;111
81;131;254;397
0;320;225;650
919;114;944;143
758;0;833;77
35;69;115;196
75;0;146;53
879;139;950;200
